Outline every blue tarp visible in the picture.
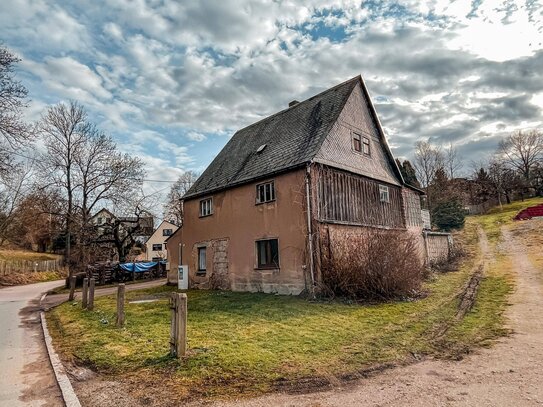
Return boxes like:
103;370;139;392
119;262;164;273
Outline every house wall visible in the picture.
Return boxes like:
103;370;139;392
167;169;309;295
314;82;400;186
145;221;178;260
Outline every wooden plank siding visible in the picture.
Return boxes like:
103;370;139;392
314;165;405;229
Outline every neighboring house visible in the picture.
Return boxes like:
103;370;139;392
167;75;428;294
90;208;154;261
145;220;178;261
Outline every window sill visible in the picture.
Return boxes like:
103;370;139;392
254;267;280;272
198;214;213;218
255;200;276;206
195;271;207;276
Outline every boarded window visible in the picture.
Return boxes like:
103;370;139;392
379;185;390;203
352;132;361;152
256;181;275;204
362;137;370;155
152;243;162;251
163;228;173;236
199;198;213;217
256;239;279;269
198;247;207;272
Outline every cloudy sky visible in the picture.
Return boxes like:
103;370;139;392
2;0;543;201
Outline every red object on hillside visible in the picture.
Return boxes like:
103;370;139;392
514;204;543;220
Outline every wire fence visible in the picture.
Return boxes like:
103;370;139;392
0;259;65;275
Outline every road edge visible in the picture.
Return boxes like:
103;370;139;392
40;293;82;407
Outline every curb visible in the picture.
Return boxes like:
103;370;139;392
40;293;82;407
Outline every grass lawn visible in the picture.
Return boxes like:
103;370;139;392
472;197;543;245
47;207;518;401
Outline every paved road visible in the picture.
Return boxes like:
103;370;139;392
0;280;65;406
42;278;167;309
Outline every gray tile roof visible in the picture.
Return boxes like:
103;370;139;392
184;76;360;199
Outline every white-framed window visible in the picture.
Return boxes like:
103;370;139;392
256;181;276;204
379;184;390;203
362;136;370;155
197;246;207;273
256;239;280;269
199;198;213;217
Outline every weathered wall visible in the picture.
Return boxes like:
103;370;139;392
313;164;405;228
424;232;452;264
314;82;400;186
167;169;309;295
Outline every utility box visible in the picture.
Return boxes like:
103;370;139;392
178;265;189;290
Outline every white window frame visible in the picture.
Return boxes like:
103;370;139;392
256;181;276;204
352;132;362;153
197;246;207;273
199;197;213;217
379;184;390;203
362;136;371;156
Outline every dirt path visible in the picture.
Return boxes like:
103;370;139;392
204;225;543;407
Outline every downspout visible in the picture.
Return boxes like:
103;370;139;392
305;164;316;297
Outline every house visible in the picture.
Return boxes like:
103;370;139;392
166;75;428;295
145;220;178;261
90;208;154;261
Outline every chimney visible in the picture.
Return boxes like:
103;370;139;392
289;100;299;107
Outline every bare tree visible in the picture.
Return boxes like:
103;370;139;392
413;141;443;208
0;46;30;175
444;143;463;179
498;130;543;185
74;129;145;225
164;171;199;226
0;162;34;244
39;101;88;275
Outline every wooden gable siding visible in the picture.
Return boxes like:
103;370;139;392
314;165;405;229
314;81;401;186
403;188;423;228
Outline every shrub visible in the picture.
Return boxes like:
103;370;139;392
431;200;465;231
320;229;424;301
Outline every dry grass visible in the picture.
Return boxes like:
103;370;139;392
0;249;61;261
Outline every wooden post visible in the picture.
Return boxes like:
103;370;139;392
68;275;76;301
116;284;125;327
82;278;88;309
170;292;187;358
88;278;95;311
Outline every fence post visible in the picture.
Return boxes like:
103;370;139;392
170;292;187;358
68;275;76;301
82;278;88;309
88;278;95;311
116;284;125;327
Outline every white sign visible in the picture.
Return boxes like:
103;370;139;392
178;265;189;290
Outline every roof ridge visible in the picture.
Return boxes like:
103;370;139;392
234;75;361;135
